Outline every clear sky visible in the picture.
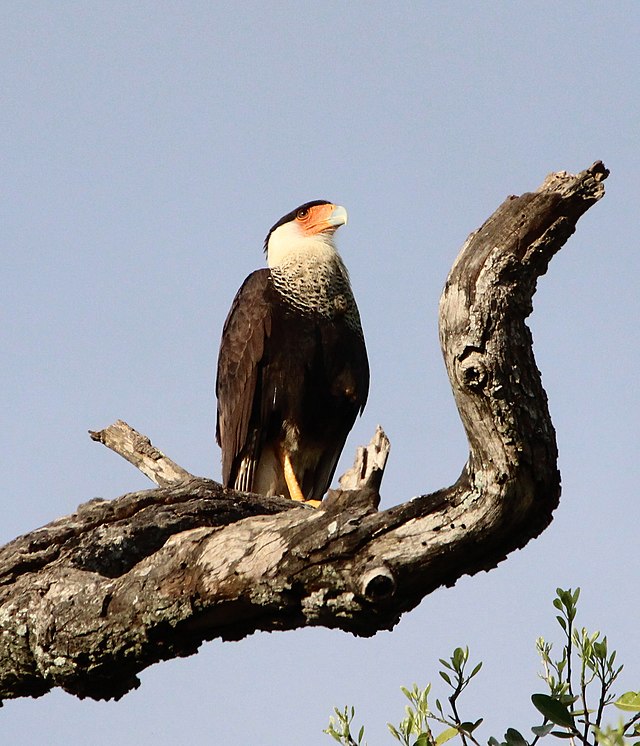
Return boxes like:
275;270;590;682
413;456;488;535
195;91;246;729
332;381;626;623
2;2;638;744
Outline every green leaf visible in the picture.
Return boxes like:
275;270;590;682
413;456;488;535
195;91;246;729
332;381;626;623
460;719;483;733
556;616;567;631
531;724;554;737
531;694;575;728
439;671;452;686
594;640;608;658
550;731;575;739
470;662;483;678
388;723;402;741
415;735;433;746
504;727;528;746
434;727;457;746
614;691;640;712
452;647;467;672
358;724;365;743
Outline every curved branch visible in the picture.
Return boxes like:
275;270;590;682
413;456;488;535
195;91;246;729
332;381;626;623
0;162;608;703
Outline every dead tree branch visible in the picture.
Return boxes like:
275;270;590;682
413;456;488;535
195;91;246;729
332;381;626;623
89;420;194;488
0;161;608;703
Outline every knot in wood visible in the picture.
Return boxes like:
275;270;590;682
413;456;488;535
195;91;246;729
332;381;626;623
357;563;396;603
457;350;487;391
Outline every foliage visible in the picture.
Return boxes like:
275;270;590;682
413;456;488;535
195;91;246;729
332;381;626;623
325;706;366;746
324;588;640;746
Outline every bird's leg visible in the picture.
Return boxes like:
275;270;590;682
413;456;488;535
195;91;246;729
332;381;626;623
283;453;321;508
283;453;305;501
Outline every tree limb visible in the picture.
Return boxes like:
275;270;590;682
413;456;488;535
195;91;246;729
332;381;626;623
89;420;194;488
0;161;609;703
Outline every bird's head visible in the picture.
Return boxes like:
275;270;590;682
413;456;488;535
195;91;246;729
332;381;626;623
264;200;348;268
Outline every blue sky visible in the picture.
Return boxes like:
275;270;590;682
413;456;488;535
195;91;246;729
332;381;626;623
2;2;638;744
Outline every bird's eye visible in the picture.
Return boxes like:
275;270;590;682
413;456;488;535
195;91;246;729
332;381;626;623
296;208;309;220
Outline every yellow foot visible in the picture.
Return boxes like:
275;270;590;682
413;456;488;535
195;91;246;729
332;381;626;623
283;453;322;508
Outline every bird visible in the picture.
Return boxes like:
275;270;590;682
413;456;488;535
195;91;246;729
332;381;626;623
215;200;369;507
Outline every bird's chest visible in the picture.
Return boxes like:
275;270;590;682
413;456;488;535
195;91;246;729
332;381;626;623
269;260;355;324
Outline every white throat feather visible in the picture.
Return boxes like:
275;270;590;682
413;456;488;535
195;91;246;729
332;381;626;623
265;223;362;333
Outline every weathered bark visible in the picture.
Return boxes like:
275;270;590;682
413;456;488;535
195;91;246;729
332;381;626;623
0;162;608;703
88;419;194;488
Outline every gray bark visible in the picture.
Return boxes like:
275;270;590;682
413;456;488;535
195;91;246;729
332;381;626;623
0;162;608;703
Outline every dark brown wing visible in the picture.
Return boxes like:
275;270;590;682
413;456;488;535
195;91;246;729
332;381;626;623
215;269;272;486
302;321;369;501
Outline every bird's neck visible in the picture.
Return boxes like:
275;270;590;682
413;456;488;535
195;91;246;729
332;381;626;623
267;230;338;269
269;245;361;331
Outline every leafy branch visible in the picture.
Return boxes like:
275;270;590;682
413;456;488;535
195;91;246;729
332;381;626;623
324;588;640;746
